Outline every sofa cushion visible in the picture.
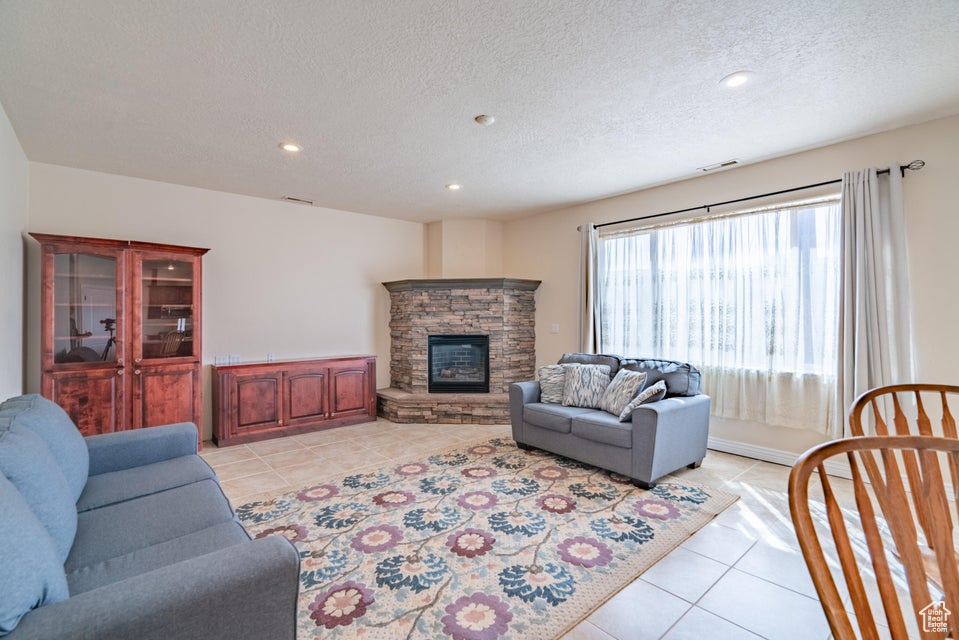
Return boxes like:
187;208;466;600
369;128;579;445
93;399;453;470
67;520;250;595
524;403;594;434
598;369;648;418
537;365;566;404
558;353;622;376
561;364;611;409
77;455;217;512
0;423;78;562
622;358;702;397
1;394;89;501
66;478;236;571
0;473;69;636
571;412;633;449
617;380;668;421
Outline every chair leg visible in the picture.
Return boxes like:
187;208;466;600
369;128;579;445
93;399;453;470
688;459;703;469
632;479;654;490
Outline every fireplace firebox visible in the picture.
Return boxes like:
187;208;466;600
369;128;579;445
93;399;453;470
428;335;489;393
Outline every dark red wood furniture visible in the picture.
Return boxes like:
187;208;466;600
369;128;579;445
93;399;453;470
32;233;208;440
212;356;376;446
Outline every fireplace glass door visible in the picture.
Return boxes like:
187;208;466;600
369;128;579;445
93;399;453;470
428;335;490;393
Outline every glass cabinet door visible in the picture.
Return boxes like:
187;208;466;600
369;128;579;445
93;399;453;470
138;258;196;359
52;252;120;364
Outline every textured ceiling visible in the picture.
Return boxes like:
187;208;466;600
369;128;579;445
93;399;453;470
1;0;958;222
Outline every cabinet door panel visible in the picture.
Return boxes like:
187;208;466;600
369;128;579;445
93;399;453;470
45;369;123;436
330;368;369;417
132;363;199;429
286;372;328;426
235;374;283;430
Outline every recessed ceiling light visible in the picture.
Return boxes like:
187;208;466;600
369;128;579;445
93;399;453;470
279;142;302;152
446;183;462;191
720;71;752;88
474;114;495;126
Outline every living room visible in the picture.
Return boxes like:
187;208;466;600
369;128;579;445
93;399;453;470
2;2;959;639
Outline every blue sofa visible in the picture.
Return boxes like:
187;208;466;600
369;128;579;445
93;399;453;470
0;394;299;640
509;353;711;488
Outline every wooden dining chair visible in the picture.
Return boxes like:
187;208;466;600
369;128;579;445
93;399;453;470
850;384;959;592
789;435;959;639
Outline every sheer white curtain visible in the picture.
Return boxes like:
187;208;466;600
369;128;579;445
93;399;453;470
837;168;914;437
598;200;841;433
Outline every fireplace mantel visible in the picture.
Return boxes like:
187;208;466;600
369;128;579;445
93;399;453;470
382;278;541;292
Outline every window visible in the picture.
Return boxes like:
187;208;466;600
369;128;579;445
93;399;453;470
598;198;841;432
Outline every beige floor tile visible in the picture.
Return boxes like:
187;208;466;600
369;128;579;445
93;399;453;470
259;447;324;470
310;439;377;459
293;428;360;447
698;569;830;640
212;457;273;481
245;436;306;457
198;444;257;466
662;607;763;639
560;620;617;640
219;470;291;501
588;579;691;640
640;547;730;603
681;520;757;566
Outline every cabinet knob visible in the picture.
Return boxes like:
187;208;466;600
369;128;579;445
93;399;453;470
116;367;124;376
134;358;142;365
134;369;141;375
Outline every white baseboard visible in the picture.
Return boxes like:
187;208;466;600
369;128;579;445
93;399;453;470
707;436;852;479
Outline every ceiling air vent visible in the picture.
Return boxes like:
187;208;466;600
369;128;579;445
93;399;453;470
698;159;739;172
282;196;314;205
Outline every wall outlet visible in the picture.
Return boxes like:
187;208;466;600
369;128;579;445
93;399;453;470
214;355;228;366
550;323;560;334
229;354;241;365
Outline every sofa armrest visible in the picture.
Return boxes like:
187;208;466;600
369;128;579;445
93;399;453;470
9;536;299;640
85;423;199;476
629;394;711;485
509;381;540;444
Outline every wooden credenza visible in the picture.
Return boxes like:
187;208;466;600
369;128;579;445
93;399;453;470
212;356;376;446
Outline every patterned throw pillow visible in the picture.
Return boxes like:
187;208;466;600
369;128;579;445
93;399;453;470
618;380;668;421
598;369;648;418
537;365;566;404
561;364;611;409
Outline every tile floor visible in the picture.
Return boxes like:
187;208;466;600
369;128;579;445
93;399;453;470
201;419;851;640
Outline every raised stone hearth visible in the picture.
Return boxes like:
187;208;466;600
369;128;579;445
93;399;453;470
378;278;540;424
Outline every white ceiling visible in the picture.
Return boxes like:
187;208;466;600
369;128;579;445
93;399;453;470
1;1;958;223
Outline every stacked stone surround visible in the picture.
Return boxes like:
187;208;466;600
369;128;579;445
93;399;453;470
378;278;540;424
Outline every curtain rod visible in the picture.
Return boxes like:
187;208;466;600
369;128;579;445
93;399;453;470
593;160;925;230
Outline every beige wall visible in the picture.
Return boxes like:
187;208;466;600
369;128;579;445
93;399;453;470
425;219;504;277
26;163;425;438
502;114;959;454
0;101;29;398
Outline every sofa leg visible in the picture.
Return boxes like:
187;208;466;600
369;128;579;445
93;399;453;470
631;479;655;490
688;459;703;469
516;442;533;451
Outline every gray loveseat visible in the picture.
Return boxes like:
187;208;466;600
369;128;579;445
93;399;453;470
509;353;710;488
0;394;299;640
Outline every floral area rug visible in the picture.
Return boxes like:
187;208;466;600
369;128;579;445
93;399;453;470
236;437;738;640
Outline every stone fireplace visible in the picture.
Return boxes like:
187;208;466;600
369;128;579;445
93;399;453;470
377;278;540;424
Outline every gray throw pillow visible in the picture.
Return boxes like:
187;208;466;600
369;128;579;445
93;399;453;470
538;365;566;404
618;380;668;421
598;369;648;418
561;364;611;409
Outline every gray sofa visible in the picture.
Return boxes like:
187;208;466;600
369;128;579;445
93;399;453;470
509;353;711;488
0;394;299;640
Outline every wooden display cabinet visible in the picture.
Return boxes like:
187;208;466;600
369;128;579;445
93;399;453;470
32;233;208;439
212;356;376;446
